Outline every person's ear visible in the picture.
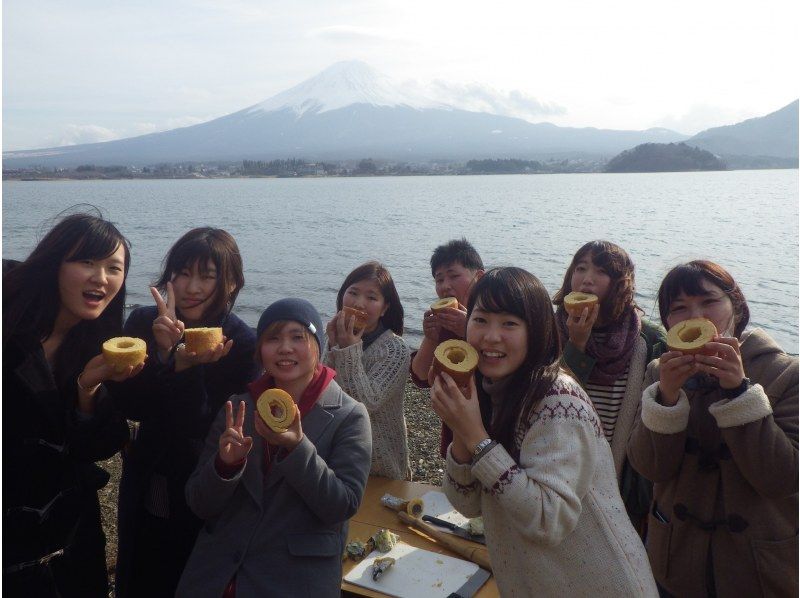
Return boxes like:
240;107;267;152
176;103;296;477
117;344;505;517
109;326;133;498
474;269;485;281
380;303;390;318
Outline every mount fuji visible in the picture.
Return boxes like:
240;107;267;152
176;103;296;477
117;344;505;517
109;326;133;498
4;61;688;168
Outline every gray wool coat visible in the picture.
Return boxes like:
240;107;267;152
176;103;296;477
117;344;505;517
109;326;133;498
176;379;372;598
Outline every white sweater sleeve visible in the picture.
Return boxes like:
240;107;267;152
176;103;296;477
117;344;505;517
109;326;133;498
325;334;410;415
443;444;483;518
471;392;602;547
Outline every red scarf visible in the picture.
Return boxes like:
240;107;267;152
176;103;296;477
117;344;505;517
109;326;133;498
248;364;336;475
223;364;336;598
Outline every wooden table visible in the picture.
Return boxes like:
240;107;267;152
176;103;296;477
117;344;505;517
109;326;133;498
341;477;498;597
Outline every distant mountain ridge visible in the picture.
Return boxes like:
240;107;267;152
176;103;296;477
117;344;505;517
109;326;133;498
2;61;687;168
687;100;798;159
3;62;796;169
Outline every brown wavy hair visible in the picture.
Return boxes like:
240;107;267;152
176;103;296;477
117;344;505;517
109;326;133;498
336;261;404;336
553;240;637;324
657;260;750;337
154;227;244;324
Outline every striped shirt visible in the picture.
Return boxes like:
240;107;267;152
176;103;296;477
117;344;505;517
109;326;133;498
585;333;630;443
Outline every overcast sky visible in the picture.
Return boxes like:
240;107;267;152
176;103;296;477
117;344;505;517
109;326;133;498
3;0;798;150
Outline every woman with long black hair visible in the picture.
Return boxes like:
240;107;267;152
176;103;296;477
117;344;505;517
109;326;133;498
3;212;141;597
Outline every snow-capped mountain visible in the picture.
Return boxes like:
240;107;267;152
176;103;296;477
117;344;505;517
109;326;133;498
251;60;445;116
4;61;690;168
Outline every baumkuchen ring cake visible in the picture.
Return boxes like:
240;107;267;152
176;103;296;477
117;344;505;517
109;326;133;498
102;337;147;372
183;327;223;354
257;388;297;433
342;306;368;334
563;291;599;316
432;339;479;388
666;318;717;355
430;297;458;313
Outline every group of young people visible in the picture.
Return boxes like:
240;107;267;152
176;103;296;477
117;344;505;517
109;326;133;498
3;211;796;598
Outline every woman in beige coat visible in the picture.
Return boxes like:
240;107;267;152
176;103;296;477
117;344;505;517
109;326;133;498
628;260;797;597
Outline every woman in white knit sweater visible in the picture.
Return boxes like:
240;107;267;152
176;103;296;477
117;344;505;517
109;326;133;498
325;261;411;479
431;267;657;597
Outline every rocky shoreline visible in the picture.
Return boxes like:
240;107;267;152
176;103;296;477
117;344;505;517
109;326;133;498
98;378;443;584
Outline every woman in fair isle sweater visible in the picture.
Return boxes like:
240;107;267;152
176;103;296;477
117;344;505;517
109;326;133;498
325;261;411;479
432;267;657;597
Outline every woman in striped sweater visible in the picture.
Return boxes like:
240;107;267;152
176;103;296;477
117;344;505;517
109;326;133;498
553;240;665;533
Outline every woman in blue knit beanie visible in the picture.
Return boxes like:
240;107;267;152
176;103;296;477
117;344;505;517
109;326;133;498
177;298;372;598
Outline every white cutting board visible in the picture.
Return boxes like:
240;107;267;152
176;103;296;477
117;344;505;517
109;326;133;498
420;490;472;533
344;541;479;598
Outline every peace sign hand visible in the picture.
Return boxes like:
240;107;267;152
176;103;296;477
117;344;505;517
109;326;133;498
151;283;185;360
219;400;254;465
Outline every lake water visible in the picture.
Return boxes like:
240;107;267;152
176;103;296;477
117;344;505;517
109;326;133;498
2;170;798;353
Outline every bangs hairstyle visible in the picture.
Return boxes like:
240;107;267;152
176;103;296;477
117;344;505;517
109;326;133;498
553;240;637;323
467;267;562;455
336;261;404;335
155;227;244;323
2;211;130;389
430;238;484;276
254;320;319;366
658;260;750;337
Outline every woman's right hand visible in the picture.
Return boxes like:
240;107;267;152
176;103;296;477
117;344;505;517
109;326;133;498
657;351;698;406
151;283;185;361
565;303;599;352
219;400;254;465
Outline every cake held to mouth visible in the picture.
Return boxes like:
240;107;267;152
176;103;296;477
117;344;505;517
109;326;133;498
432;339;479;388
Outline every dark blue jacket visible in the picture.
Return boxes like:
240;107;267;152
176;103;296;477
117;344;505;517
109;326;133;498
110;306;258;596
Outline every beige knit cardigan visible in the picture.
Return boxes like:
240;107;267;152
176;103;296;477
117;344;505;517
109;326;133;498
325;330;411;480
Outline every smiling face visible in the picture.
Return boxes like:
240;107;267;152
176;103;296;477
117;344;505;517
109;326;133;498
56;243;126;329
259;321;318;388
171;259;219;325
665;278;736;337
466;305;528;380
342;278;389;333
434;262;482;306
570;252;612;303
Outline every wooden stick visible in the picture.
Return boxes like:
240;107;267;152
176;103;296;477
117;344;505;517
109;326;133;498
397;511;493;572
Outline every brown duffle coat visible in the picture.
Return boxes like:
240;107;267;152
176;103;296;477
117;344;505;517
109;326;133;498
628;328;798;597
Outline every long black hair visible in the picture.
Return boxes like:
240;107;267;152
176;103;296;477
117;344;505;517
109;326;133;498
3;211;131;390
467;267;562;456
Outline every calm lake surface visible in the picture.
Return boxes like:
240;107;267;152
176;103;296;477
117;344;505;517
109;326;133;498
3;170;798;353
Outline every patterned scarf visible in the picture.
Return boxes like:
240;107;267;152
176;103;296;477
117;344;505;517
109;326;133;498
559;306;641;385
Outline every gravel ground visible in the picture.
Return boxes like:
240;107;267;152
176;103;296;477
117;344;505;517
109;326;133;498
98;378;444;589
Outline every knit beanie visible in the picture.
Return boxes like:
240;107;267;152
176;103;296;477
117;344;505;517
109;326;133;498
256;298;324;351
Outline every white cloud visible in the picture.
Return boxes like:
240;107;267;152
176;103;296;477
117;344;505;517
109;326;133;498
307;25;399;43
58;124;119;146
418;80;566;122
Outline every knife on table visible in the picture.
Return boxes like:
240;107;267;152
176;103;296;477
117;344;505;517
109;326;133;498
421;515;486;545
447;567;491;598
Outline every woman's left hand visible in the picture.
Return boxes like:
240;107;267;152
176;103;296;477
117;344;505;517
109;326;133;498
430;374;488;461
254;403;304;451
335;309;364;348
694;336;746;389
174;338;233;372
